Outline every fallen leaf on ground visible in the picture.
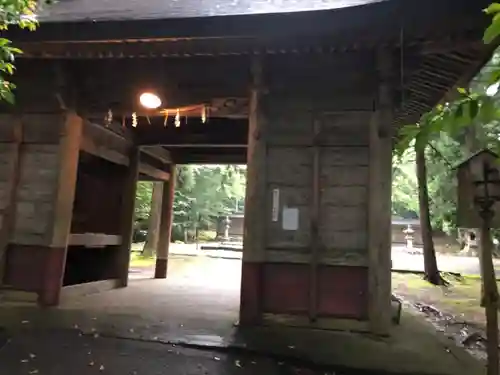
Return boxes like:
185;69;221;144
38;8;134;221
214;357;220;361
21;321;30;324
29;370;38;374
235;360;242;368
89;361;95;366
29;354;36;359
20;359;29;363
99;365;105;371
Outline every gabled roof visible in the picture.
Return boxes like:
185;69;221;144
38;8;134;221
37;0;384;23
455;149;500;170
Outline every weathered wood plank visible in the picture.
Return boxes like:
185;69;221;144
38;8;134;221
321;187;367;206
13;144;60;245
265;249;368;266
266;148;311;186
320;206;367;232
320;147;369;166
321;231;368;250
0;114;63;144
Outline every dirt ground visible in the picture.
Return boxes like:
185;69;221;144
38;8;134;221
392;272;499;360
393;273;491;328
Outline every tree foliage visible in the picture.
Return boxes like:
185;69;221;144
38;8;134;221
135;165;246;242
172;165;246;241
0;0;42;103
393;4;500;235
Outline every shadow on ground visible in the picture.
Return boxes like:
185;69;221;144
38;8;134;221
0;256;488;375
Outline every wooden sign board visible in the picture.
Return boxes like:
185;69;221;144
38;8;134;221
456;149;500;228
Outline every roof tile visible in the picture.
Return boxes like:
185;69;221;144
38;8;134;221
37;0;384;22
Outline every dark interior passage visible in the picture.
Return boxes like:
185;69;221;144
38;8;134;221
63;151;126;286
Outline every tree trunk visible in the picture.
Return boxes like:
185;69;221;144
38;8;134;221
416;145;444;285
143;182;163;257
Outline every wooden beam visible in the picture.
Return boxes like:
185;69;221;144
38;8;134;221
80;135;129;166
138;162;170;181
118;147;139;287
81;121;170;180
170;149;247;164
140;146;172;164
69;233;122;247
41;111;83;306
368;49;393;335
155;167;176;279
135;118;248;146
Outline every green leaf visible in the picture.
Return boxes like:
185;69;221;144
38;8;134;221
457;87;467;95
485;3;500;14
487;67;500;85
484;18;500;44
2;90;15;105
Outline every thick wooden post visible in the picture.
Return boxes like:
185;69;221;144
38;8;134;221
240;55;267;325
368;49;393;335
155;165;176;279
118;147;139;287
479;209;499;375
40;111;83;306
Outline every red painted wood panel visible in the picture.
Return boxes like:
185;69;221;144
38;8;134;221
318;265;368;319
4;244;66;306
262;263;309;314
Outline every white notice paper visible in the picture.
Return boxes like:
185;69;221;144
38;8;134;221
282;207;299;231
271;189;280;222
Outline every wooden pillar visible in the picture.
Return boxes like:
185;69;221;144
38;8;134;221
40;111;83;306
118;147;139;287
240;55;267;325
368;49;393;335
155;165;176;279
